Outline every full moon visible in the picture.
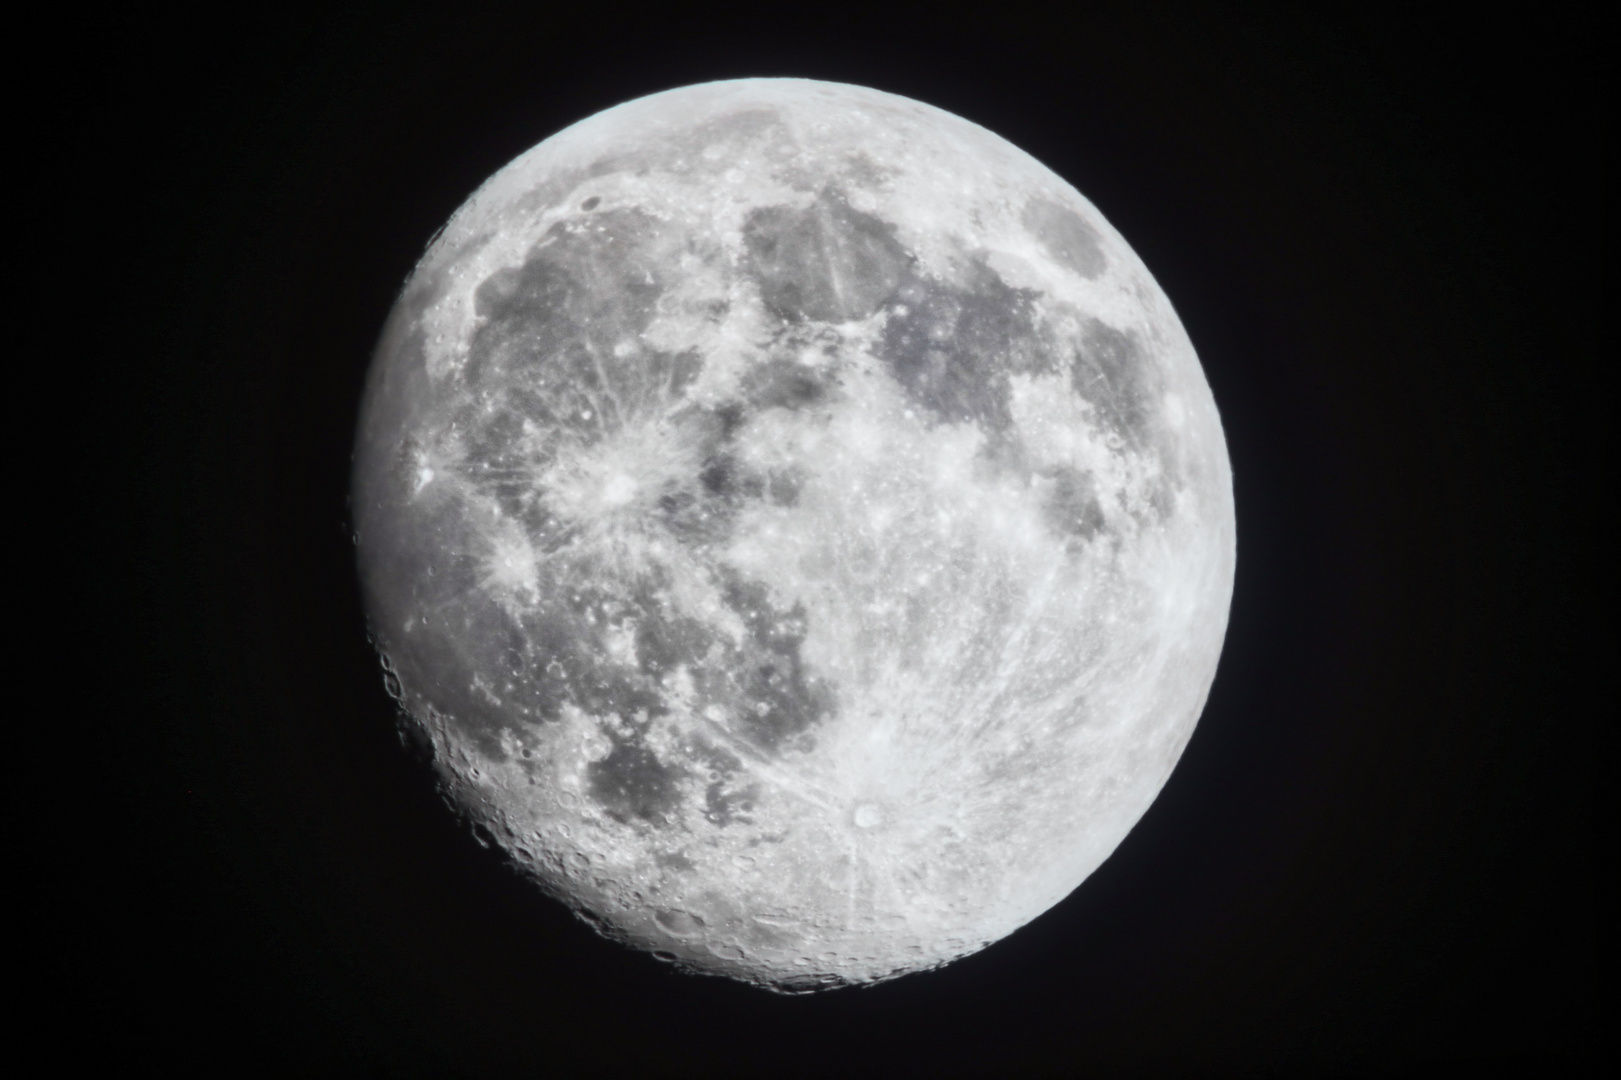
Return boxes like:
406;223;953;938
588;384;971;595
352;79;1235;993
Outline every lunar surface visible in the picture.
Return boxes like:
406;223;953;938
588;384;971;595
352;79;1235;993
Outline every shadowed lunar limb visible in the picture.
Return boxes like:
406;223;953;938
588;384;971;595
352;79;1235;993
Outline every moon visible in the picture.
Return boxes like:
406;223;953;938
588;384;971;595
352;79;1235;993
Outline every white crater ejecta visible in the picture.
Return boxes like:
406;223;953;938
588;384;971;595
352;78;1235;994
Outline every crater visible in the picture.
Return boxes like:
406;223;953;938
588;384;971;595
688;739;757;827
655;909;705;936
1023;195;1106;279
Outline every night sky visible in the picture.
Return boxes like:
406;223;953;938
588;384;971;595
44;6;1600;1075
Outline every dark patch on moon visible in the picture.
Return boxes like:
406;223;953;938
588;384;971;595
653;489;714;544
877;259;1047;437
1023;196;1106;279
704;778;758;827
485;589;661;742
699;573;835;753
465;207;696;427
631;588;712;680
396;448;840;816
1041;466;1108;546
398;591;537;763
743;188;911;323
651;411;758;545
699;452;762;502
656;395;820;541
765;468;803;507
587;735;685;825
1066;319;1184;524
839;152;895;191
688;741;758;827
740;358;837;413
563;564;833;826
1069;318;1156;448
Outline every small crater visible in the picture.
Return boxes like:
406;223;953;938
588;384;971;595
655;909;705;936
580;196;601;211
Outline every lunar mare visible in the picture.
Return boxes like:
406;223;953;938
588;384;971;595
352;79;1235;993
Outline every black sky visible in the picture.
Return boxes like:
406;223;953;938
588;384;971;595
43;5;1602;1075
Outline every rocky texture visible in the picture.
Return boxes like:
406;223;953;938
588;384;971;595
352;79;1235;992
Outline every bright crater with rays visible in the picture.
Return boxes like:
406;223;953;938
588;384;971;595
353;79;1235;993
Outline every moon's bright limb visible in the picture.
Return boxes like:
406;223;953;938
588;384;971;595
352;79;1235;993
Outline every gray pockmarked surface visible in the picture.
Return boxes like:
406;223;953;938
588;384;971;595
353;79;1235;993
